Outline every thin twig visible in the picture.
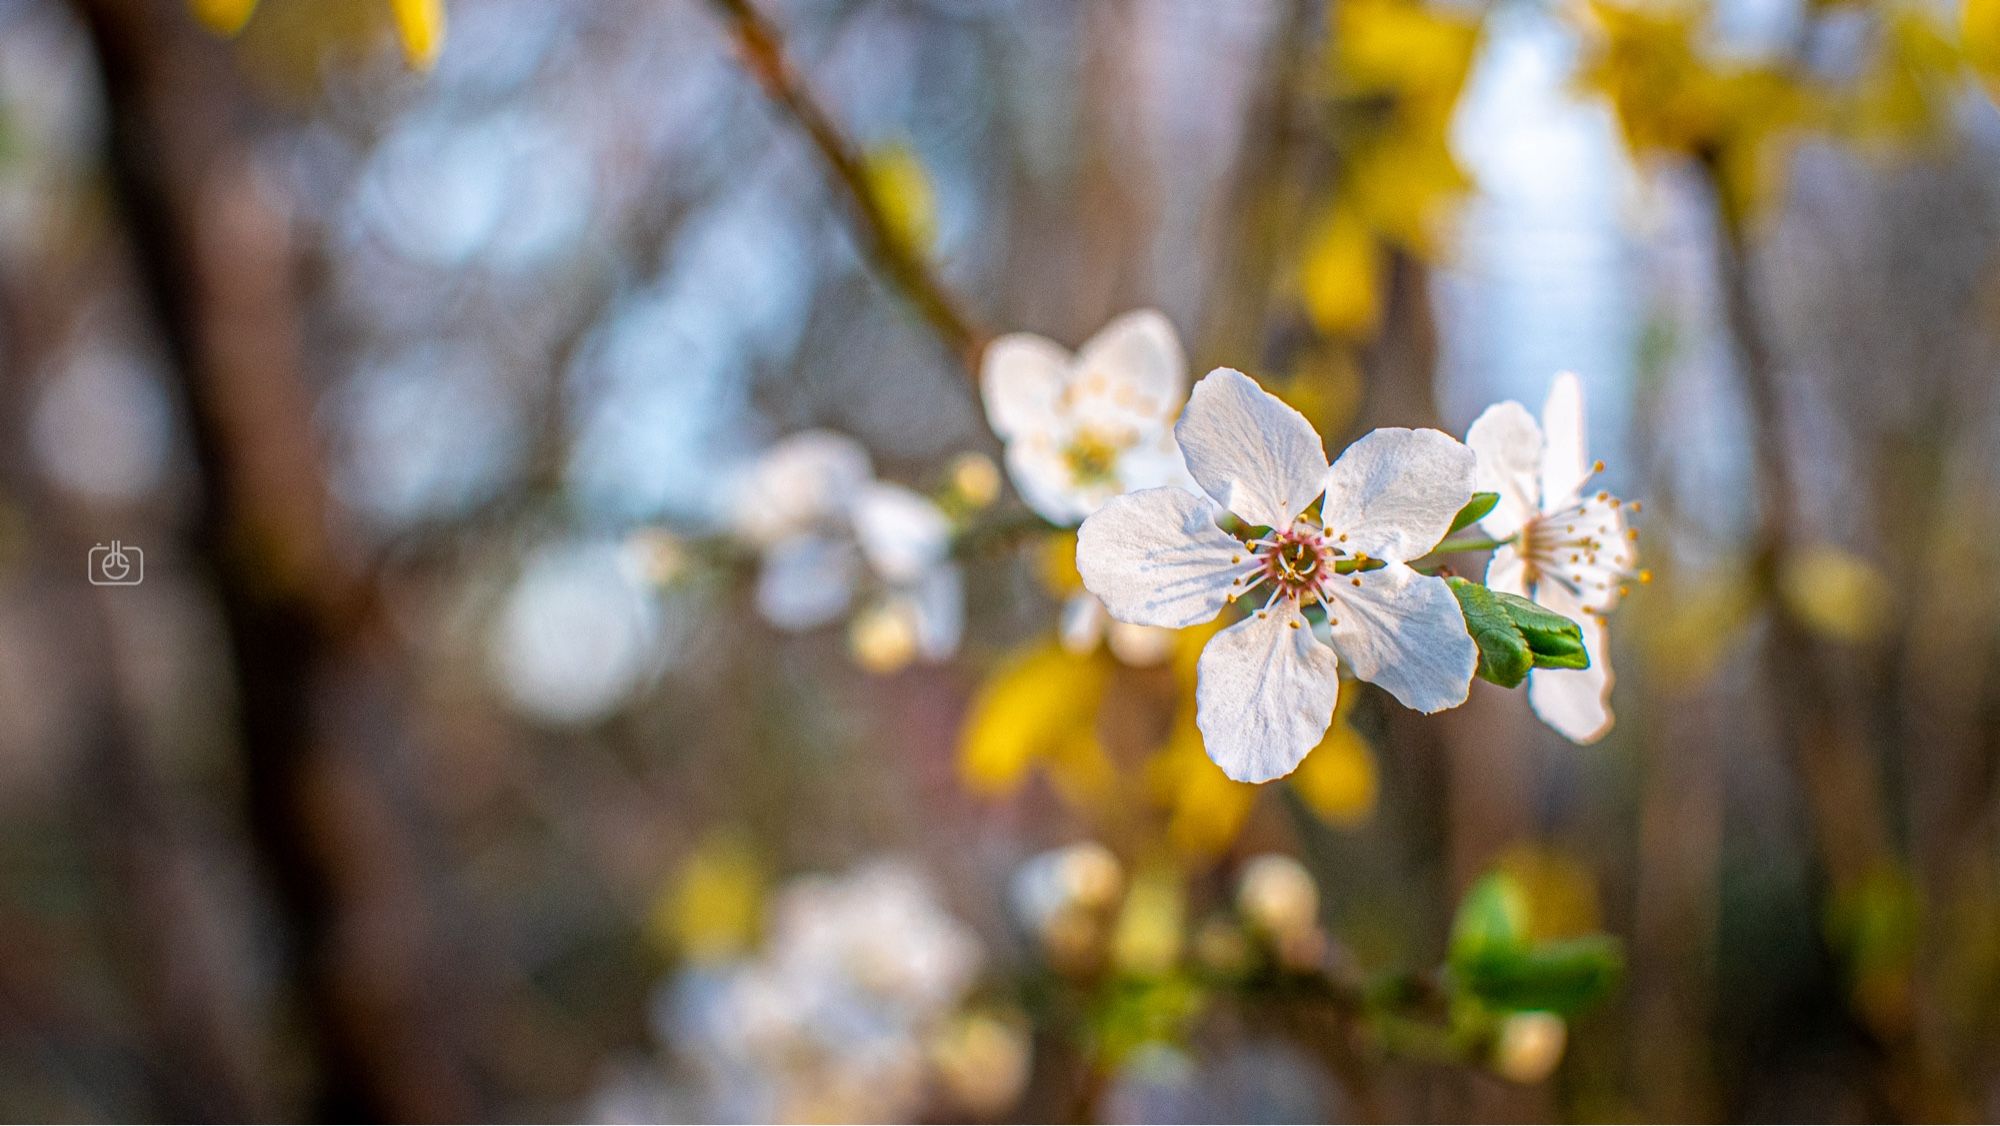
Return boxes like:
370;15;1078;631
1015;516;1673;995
705;0;987;377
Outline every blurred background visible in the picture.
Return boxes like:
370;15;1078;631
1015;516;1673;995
2;0;1999;1120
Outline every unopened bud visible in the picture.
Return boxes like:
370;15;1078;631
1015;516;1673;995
948;452;1003;509
849;603;918;674
1492;1011;1567;1084
1237;854;1319;939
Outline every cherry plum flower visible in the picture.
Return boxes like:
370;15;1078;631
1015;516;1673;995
982;310;1199;665
1077;368;1479;783
727;431;962;666
1465;372;1641;743
980;309;1197;524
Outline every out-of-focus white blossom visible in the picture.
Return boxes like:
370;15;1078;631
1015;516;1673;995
980;309;1197;525
647;859;985;1124
726;431;963;669
984;311;1199;667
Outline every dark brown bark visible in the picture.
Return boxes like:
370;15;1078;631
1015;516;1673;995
68;1;479;1118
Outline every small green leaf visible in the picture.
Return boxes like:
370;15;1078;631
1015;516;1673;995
1450;873;1529;968
1491;589;1589;670
1457;935;1624;1016
1447;578;1590;688
1448;492;1501;535
1448;578;1533;688
1449;872;1623;1016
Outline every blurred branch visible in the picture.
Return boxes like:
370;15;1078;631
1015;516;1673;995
0;222;268;1124
70;1;482;1118
704;0;988;377
1697;148;1961;1122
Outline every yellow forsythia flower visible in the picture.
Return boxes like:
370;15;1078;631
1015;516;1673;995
862;141;937;256
1965;0;2000;103
189;0;259;35
390;0;445;70
649;831;765;962
958;643;1114;801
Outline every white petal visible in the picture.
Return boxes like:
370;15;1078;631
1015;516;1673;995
1195;605;1341;783
1527;578;1614;744
1464;401;1544;538
1324;562;1476;713
729;431;872;546
980;332;1072;440
909;563;965;660
1070;309;1187;429
1059;591;1106;653
1116;428;1199;497
1540;371;1591;511
756;535;858;630
1003;438;1095;526
1485;542;1530;598
853;481;951;583
1319;428;1476;563
1076;487;1241;629
1174;367;1328;528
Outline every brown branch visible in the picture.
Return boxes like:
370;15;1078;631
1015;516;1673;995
704;0;987;376
70;1;482;1118
1697;149;1964;1122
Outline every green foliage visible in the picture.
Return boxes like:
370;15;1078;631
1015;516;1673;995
1447;492;1500;535
1449;874;1622;1017
1447;577;1589;689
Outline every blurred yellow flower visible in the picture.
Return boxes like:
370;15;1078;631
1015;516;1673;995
1112;865;1186;977
862;141;937;256
187;0;445;70
389;0;445;70
1966;0;2000;103
1299;204;1383;339
1577;0;1804;217
1781;545;1892;644
1496;843;1603;941
958;643;1115;802
1326;0;1481;258
650;831;765;962
189;0;260;35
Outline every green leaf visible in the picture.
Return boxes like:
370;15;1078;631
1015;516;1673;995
1491;589;1589;670
1448;873;1622;1016
1455;935;1624;1017
1447;578;1590;688
1449;873;1528;968
1448;492;1500;535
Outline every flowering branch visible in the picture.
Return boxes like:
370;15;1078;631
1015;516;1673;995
704;0;987;376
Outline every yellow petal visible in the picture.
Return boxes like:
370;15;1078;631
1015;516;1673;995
861;141;937;256
189;0;260;36
389;0;445;70
1967;0;2000;104
1298;205;1382;339
958;643;1109;795
649;831;765;961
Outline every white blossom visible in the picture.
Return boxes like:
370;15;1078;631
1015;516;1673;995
651;860;984;1124
983;311;1198;666
980;309;1197;525
1076;368;1479;783
1465;372;1641;744
727;431;962;665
